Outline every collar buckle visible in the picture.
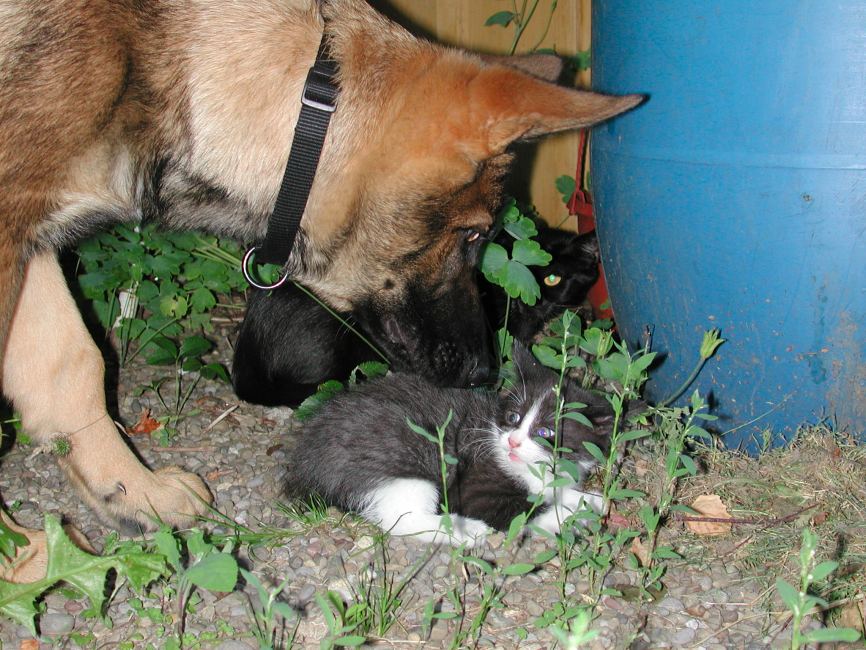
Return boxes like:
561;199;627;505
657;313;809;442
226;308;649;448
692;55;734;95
302;64;338;113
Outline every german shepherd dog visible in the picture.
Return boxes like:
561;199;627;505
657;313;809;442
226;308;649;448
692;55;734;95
0;0;640;581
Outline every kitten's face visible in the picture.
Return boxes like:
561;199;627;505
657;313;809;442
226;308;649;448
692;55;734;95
493;344;613;490
532;230;599;308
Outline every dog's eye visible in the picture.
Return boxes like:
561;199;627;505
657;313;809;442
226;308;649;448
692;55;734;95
535;427;555;439
543;274;562;287
466;230;481;243
504;410;521;425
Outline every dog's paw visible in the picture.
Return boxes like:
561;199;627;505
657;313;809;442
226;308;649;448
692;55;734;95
94;466;212;531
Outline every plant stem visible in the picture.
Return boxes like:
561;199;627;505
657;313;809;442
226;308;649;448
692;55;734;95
291;281;389;364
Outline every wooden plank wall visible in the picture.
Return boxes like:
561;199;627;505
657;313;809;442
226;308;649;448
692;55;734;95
370;0;591;230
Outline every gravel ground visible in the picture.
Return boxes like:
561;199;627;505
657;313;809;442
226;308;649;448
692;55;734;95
0;325;833;648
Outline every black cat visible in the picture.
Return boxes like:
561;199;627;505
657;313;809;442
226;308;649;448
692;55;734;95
232;227;599;407
484;227;600;342
285;343;617;546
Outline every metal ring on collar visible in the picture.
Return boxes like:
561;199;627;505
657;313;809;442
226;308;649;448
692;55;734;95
242;246;290;290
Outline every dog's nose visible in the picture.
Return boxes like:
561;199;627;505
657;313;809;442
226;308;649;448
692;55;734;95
466;362;492;387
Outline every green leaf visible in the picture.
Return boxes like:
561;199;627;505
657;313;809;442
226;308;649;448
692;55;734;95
352;361;389;382
199;363;230;383
184;553;238;593
503;216;538;240
406;419;438;444
506;512;528;544
582;441;607;464
185;529;210;558
0;516;165;635
496;260;540;306
556;458;582;482
333;635;367;646
630;352;657;374
461;556;494;575
679;454;698;477
179;335;212;360
0;519;29;559
534;549;558;565
618;429;651;443
562;411;593;427
810;560;838;583
652;546;682;560
293;380;345;421
443;453;458;466
511;238;552;267
153;528;182;572
608;487;645;500
501;563;535;576
775;578;801;614
190;287;217;313
803;628;862;643
531;344;562;369
555;175;577;204
480;241;509;280
485;10;516;26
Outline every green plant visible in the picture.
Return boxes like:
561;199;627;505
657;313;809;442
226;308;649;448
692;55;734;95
293;360;389;422
240;568;298;650
134;333;228;444
152;527;239;639
485;0;559;55
0;516;166;634
75;225;243;441
75;224;245;365
776;529;861;648
316;591;367;649
480;199;552;309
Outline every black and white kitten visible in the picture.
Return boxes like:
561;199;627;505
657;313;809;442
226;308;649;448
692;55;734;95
286;343;617;546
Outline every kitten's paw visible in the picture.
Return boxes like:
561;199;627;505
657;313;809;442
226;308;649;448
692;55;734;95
449;516;490;548
532;489;604;535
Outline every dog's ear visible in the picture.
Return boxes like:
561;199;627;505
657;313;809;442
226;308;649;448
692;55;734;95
479;53;563;81
471;65;644;153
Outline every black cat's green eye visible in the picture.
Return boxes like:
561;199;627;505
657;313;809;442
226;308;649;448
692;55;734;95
543;274;562;287
535;427;555;439
505;410;521;425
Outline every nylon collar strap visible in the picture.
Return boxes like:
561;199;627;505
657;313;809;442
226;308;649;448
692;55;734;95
243;28;339;290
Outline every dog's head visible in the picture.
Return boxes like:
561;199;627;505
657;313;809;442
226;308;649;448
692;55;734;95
288;1;643;387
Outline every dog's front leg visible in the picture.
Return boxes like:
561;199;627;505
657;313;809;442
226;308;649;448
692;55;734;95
2;253;211;580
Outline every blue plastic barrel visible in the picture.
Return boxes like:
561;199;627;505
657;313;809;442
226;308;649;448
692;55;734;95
591;2;866;452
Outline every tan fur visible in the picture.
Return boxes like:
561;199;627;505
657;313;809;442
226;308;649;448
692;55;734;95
0;0;640;581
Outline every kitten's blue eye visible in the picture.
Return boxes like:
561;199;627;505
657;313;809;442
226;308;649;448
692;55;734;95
505;410;521;425
535;427;555;439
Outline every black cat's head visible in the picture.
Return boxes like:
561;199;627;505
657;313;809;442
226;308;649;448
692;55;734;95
532;228;600;310
496;227;601;342
493;342;615;485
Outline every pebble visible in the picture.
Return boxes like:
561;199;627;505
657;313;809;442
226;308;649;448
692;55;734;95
38;613;75;637
656;596;685;614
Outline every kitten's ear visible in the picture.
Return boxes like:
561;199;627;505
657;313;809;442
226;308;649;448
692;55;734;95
576;231;600;263
510;340;540;372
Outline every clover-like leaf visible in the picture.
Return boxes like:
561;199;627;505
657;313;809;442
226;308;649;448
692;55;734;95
511;238;552;267
496;260;540;306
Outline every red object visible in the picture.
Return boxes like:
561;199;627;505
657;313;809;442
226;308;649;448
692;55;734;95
567;131;613;321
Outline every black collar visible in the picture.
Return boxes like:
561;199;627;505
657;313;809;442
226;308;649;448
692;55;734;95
243;29;339;290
